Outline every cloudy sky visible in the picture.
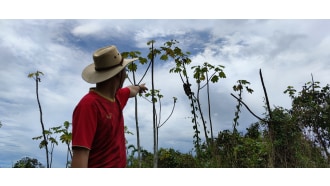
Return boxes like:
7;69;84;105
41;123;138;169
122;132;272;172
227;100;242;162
1;2;330;170
1;19;330;168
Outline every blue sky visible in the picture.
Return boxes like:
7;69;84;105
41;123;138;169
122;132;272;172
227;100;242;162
1;1;330;172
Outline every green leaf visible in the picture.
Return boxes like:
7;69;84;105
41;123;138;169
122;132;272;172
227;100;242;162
211;76;219;83
219;71;226;78
160;54;168;61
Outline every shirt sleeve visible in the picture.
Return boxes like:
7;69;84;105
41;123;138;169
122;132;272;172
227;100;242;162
117;87;130;110
72;98;98;150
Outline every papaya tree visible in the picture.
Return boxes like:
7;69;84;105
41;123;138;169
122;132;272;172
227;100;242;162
123;40;177;168
122;49;148;167
191;62;226;148
29;71;73;168
28;71;50;168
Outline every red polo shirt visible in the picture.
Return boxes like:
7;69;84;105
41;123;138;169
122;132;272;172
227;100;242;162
72;87;130;168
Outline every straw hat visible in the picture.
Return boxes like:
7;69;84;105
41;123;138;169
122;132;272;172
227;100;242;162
82;45;138;84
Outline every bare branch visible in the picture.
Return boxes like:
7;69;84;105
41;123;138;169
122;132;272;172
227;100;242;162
259;69;272;120
159;97;177;128
230;93;267;122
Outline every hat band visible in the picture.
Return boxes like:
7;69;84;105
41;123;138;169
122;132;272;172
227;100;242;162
95;58;124;71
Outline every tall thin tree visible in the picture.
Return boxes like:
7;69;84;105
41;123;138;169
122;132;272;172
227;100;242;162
28;71;50;168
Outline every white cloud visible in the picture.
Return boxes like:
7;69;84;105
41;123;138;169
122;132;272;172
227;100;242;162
71;22;104;36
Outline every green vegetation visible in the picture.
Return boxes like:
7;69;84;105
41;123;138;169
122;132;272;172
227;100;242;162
13;157;45;168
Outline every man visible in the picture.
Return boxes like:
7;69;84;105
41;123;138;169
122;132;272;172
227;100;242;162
71;45;148;168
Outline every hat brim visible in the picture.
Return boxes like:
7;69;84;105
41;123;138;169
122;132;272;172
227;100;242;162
82;58;138;84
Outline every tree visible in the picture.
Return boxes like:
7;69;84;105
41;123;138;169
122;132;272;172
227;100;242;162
264;107;303;167
124;40;178;168
232;79;254;132
122;49;148;168
13;157;45;168
285;76;330;164
192;62;226;147
28;71;50;168
28;71;73;168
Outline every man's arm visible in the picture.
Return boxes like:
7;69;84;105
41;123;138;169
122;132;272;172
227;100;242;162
128;83;148;98
71;147;90;168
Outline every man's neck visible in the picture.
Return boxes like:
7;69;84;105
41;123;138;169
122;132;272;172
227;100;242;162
95;81;118;101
